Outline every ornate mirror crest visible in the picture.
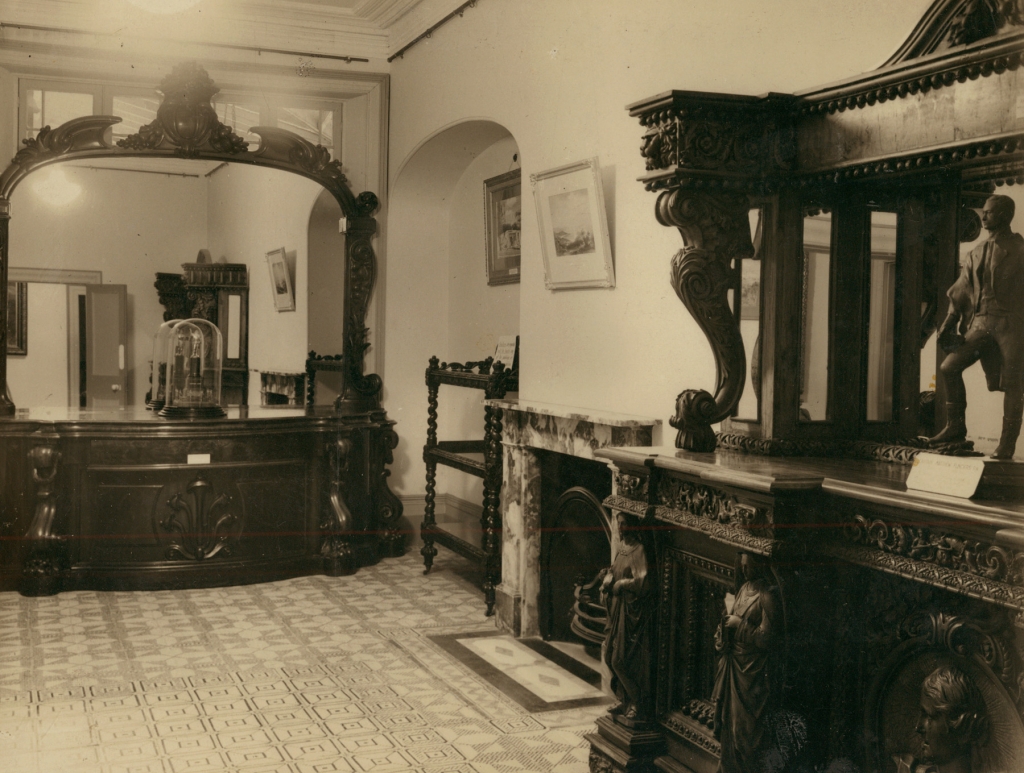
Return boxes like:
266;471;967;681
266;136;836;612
0;62;382;417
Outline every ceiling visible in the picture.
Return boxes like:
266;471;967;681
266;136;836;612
0;0;469;63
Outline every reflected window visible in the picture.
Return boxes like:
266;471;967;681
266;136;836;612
277;107;336;153
23;89;96;141
111;95;160;142
214;101;263;149
734;207;763;421
866;210;897;422
800;209;832;421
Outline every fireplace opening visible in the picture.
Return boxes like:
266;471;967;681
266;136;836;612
538;451;612;650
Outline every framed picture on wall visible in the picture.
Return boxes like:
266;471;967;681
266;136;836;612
7;281;26;355
531;157;614;290
484;169;522;286
266;248;295;312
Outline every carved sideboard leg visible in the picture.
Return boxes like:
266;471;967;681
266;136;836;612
375;425;406;558
421;362;440;574
586;716;664;773
322;437;356;576
20;445;64;597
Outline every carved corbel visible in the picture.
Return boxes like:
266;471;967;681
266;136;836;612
322;437;356;576
657;189;754;451
20;445;64;596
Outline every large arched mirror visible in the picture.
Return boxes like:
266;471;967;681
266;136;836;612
0;63;401;597
0;62;382;418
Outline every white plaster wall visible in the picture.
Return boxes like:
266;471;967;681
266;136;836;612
384;120;516;496
384;0;933;495
207;164;324;405
8;165;207;407
7;283;68;407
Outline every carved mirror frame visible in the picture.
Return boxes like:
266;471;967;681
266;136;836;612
630;1;1024;455
0;62;383;418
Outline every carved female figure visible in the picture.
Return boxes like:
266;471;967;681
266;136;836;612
712;551;779;773
600;511;655;724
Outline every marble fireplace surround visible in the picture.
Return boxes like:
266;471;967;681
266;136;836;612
484;398;660;638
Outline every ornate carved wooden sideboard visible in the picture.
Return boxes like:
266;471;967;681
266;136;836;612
588;447;1024;773
586;2;1024;772
0;63;403;594
2;407;402;595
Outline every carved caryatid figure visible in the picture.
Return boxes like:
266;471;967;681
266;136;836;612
929;195;1024;459
600;511;655;724
894;665;989;773
712;552;779;773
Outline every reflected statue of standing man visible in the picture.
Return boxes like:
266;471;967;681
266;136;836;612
930;195;1024;459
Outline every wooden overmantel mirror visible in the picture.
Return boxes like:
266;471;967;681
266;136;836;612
629;0;1024;461
0;61;383;419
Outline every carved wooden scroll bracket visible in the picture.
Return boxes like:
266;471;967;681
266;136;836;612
629;92;794;452
658;189;754;451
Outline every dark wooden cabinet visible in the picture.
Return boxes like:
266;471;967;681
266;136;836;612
1;407;404;594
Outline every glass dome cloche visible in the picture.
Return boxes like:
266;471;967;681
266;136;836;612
158;318;225;419
146;319;179;411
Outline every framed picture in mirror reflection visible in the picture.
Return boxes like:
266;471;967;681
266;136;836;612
7;281;26;355
484;169;522;286
266;248;295;312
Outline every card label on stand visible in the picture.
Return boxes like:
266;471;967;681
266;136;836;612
905;452;985;498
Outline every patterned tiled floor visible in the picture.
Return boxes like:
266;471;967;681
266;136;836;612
0;550;607;773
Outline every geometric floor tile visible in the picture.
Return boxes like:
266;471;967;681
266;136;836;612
0;549;609;773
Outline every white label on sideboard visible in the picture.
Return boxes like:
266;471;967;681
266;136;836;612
905;452;985;498
187;453;211;465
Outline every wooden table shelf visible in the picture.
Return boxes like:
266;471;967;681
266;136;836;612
420;355;517;616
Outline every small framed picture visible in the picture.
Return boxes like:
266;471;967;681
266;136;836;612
484;169;522;286
7;281;26;355
266;248;295;312
531;157;614;290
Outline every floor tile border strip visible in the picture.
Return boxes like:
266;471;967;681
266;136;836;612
426;633;613;714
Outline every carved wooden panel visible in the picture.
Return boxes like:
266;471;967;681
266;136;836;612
656;546;733;771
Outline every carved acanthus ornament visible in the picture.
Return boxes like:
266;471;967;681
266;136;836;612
846;515;1024;585
636;94;796;180
160;477;239;560
897;609;1023;711
656;477;770;530
117;64;247;158
833;515;1024;613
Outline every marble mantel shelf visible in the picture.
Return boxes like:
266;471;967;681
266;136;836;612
490;397;660;638
485;397;661;429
